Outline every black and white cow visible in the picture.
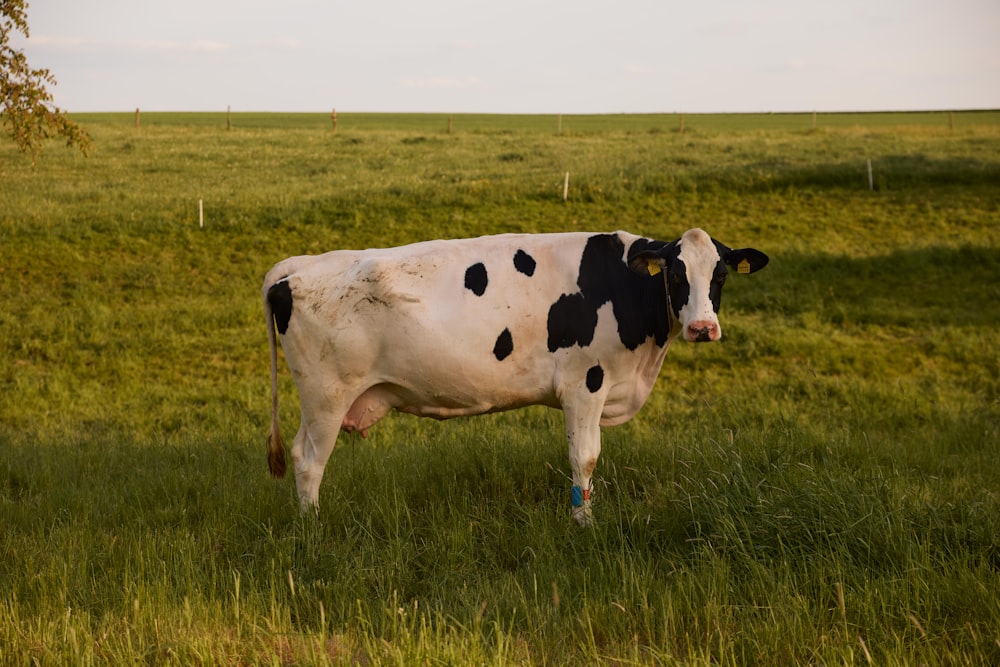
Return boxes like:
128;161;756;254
263;228;768;524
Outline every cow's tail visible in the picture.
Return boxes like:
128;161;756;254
264;283;287;479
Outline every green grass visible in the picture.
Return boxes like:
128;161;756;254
1;112;998;665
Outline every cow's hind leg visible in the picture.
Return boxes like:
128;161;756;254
562;397;604;527
291;385;389;512
290;412;345;513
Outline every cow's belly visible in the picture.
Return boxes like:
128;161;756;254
393;381;558;419
344;378;558;432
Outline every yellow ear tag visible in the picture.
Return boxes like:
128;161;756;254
737;258;751;274
646;260;662;276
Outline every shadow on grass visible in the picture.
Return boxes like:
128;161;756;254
735;243;1000;328
750;154;1000;191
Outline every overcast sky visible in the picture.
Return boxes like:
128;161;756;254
16;0;1000;114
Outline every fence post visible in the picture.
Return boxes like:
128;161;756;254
679;114;685;133
135;108;140;128
331;108;337;132
227;105;231;131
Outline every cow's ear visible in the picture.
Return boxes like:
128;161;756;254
627;251;666;276
724;248;769;275
627;240;677;276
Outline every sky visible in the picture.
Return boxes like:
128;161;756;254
15;0;1000;114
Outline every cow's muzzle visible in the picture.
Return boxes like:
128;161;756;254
686;321;720;342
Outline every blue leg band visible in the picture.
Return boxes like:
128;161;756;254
571;486;584;507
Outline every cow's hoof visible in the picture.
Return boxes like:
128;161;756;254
572;506;595;527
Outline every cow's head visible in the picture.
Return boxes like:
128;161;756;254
628;228;768;342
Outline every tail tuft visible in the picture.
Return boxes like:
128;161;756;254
267;431;287;478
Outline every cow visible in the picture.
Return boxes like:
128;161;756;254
263;228;768;525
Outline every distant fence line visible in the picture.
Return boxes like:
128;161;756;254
123;108;998;134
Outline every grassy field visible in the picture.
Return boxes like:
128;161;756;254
1;111;998;665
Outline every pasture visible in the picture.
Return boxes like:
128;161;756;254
1;111;998;665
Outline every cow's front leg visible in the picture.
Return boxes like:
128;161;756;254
563;399;603;526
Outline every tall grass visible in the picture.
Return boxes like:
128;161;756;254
1;113;998;664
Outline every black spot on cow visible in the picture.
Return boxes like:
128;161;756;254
547;293;598;351
268;279;293;335
586;364;604;393
513;249;536;276
464;262;488;296
546;234;673;353
493;328;513;361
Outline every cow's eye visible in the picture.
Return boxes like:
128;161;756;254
670;272;683;285
714;272;727;285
